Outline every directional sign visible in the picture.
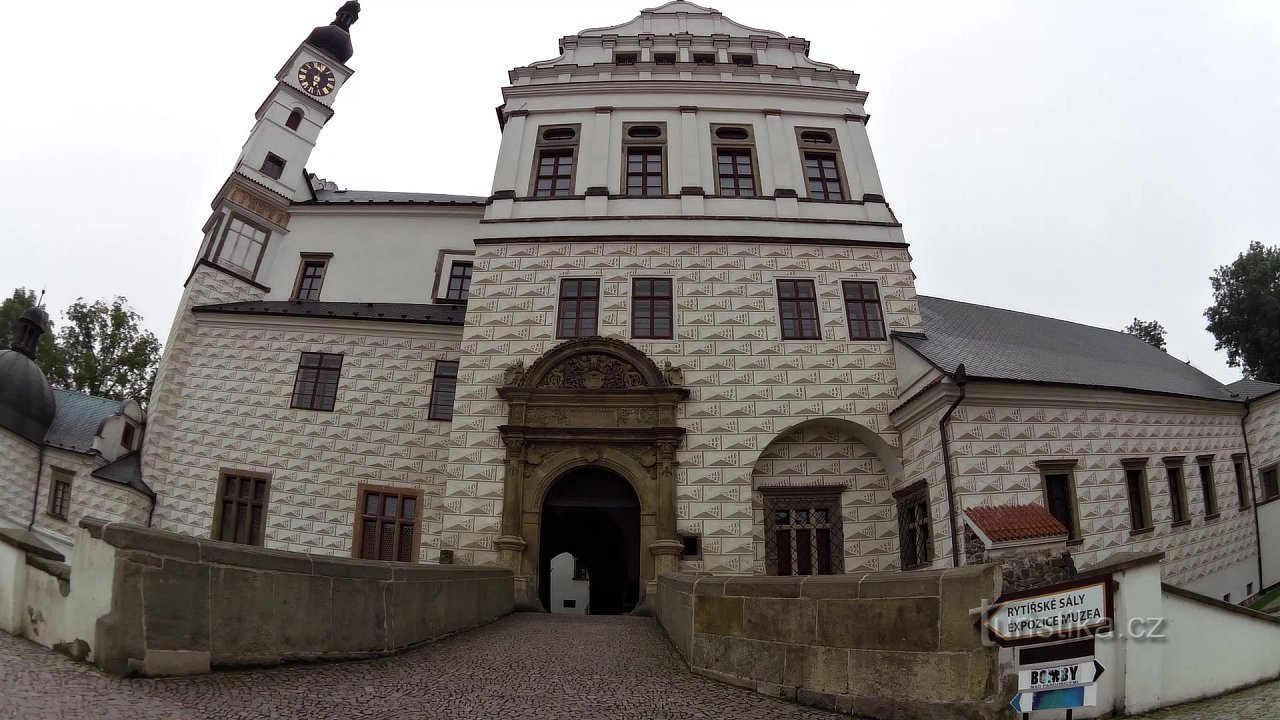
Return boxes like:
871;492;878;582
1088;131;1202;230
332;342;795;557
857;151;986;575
982;576;1113;646
1011;684;1097;713
1019;660;1106;692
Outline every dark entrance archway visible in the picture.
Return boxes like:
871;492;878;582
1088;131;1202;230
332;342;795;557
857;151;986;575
538;468;640;615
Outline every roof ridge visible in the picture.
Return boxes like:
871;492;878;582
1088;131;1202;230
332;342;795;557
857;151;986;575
919;295;1153;342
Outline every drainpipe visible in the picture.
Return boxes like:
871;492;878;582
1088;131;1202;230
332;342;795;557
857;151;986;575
1242;399;1264;593
939;363;968;568
28;444;46;530
146;493;157;528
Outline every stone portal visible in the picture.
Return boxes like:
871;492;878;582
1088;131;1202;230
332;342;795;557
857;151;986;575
541;469;640;614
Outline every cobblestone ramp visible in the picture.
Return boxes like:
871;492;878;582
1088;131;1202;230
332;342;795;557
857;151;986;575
0;614;847;720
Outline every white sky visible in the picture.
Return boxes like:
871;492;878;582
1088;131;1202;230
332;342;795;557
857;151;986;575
3;0;1277;383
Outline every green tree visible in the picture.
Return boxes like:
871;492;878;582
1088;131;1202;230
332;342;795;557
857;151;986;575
0;287;66;382
55;296;162;402
1205;241;1280;382
1123;318;1168;351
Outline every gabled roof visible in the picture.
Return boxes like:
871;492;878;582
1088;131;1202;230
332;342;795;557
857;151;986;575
898;296;1238;402
301;189;485;206
1226;378;1280;402
192;301;467;326
45;389;124;453
965;504;1069;544
90;451;154;499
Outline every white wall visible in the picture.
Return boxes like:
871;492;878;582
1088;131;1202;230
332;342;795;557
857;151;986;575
549;552;590;615
1261;500;1280;589
1159;589;1280;706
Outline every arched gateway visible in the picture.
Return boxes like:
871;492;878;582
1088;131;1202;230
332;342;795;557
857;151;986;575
493;337;688;611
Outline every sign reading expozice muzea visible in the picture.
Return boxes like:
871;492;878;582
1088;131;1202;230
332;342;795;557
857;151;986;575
982;576;1113;646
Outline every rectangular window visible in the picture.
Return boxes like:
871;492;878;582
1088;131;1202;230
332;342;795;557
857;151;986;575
428;360;459;421
625;147;664;196
1166;462;1188;524
895;482;932;570
654;52;677;65
557;278;600;338
354;486;421;563
615;52;637;65
121;423;136;451
1198;459;1219;517
1041;467;1080;540
762;488;844;576
716;148;756;197
214;216;270;278
213;472;270;546
293;257;328;301
290;352;342;411
445;261;473;302
776;279;821;340
1234;460;1250;509
631;278;673;339
534;149;575;197
693;53;716;65
803;152;845;201
1123;463;1153;532
732;54;755;67
261;152;286;180
48;470;72;520
842;281;887;341
1263;466;1279;501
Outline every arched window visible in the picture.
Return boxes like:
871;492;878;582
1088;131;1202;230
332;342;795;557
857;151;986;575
286;108;304;131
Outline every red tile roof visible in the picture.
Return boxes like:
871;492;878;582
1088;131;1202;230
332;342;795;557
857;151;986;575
964;504;1069;544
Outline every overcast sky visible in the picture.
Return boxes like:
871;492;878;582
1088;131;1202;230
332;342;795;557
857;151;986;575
2;1;1276;383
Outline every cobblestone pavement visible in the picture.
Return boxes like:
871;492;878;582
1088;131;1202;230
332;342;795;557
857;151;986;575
1129;678;1280;719
0;614;845;720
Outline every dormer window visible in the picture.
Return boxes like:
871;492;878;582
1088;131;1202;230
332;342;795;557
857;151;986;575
121;423;136;451
285;108;304;131
732;54;754;67
694;53;716;65
615;52;637;65
261;152;286;180
654;53;677;65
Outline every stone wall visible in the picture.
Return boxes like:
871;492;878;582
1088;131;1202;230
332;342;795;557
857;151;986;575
0;519;512;677
655;567;1007;720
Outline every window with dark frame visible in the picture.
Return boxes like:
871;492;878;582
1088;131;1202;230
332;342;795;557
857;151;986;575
1263;466;1279;501
1166;463;1188;523
1234;460;1250;509
290;352;342;411
557;278;600;338
732;53;754;66
261;152;286;180
626;147;664;196
761;488;844;576
534;149;574;197
285;108;304;131
776;279;821;340
896;482;932;570
680;534;701;560
615;52;637;65
693;53;716;65
48;470;72;520
654;52;676;64
1042;470;1079;540
121;423;136;451
428;360;459;421
841;281;887;341
293;258;328;301
1198;459;1219;517
803;152;844;201
354;486;420;563
214;216;270;278
214;472;269;546
631;278;673;339
1123;464;1153;532
445;261;473;302
716;148;756;197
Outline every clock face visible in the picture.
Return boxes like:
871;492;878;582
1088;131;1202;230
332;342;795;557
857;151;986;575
297;61;336;97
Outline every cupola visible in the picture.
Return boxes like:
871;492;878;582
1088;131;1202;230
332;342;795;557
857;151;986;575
304;1;361;64
0;305;56;444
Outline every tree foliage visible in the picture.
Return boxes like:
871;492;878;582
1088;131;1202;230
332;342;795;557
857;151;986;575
55;297;163;402
1205;241;1280;382
1123;318;1167;351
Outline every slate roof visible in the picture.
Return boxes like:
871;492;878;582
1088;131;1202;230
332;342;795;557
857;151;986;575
965;504;1069;544
1226;379;1280;402
303;189;486;206
90;451;154;499
45;389;124;453
192;301;467;326
899;297;1238;402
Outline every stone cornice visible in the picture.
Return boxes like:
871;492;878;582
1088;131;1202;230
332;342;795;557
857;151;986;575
288;204;485;219
960;381;1245;416
502;79;866;104
190;312;464;341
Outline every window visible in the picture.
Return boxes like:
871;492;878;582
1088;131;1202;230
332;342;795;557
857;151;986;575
776;279;821;340
1165;460;1189;524
732;54;754;67
1263;466;1279;501
842;281;887;341
531;124;580;198
573;557;589;580
1198;458;1219;518
354;486;421;563
428;360;459;421
798;128;846;201
712;148;753;197
623;123;666;197
48;469;72;520
693;53;716;65
444;261;473;302
654;52;676;65
615;52;637;65
1234;459;1250;509
680;534;701;560
631;278;673;339
213;216;270;278
290;352;342;411
213;472;270;546
293;257;329;301
895;482;932;570
761;488;844;576
557;278;600;338
285;108;304;131
121;423;136;451
260;152;286;180
1123;462;1153;532
1040;464;1080;540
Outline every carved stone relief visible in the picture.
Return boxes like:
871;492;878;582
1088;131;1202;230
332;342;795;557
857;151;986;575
537;354;649;389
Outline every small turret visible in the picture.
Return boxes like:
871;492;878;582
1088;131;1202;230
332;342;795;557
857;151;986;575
11;305;49;360
304;1;361;63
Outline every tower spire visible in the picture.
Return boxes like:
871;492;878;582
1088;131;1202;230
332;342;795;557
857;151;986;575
305;2;362;63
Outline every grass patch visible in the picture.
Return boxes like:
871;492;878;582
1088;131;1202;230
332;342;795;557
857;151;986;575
1250;585;1280;611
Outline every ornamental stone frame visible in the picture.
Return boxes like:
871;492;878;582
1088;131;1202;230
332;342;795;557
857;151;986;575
494;337;689;611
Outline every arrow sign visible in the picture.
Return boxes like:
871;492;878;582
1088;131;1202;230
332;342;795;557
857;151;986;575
982;577;1112;645
1018;660;1106;692
1011;684;1097;712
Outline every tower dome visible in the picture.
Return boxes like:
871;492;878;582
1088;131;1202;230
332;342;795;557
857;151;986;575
304;1;361;64
0;304;56;444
